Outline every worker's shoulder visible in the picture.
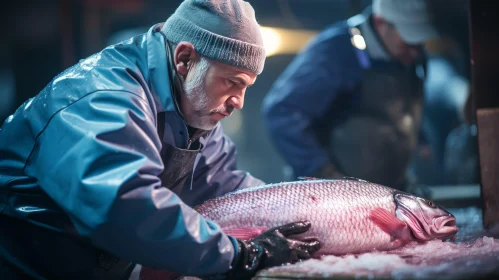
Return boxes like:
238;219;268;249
297;20;359;67
49;39;150;101
312;20;354;45
303;20;358;57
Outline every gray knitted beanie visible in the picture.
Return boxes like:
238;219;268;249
161;0;266;74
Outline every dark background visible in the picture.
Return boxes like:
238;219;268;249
0;0;471;184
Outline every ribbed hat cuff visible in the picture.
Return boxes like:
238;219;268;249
162;15;266;74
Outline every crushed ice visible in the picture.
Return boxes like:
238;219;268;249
267;207;499;279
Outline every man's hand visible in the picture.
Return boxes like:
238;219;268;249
225;221;320;280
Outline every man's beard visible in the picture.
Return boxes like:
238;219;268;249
183;57;232;130
182;57;233;130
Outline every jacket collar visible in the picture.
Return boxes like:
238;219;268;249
164;40;188;120
357;7;392;61
146;23;177;113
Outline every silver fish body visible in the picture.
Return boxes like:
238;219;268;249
195;178;457;256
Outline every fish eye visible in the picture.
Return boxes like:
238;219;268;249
427;200;436;208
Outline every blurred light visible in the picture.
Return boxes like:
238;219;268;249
349;27;361;36
402;115;413;129
16;206;46;213
351;34;366;50
260;27;281;57
259;26;318;57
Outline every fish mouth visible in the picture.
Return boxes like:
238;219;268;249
435;216;456;228
433;216;459;238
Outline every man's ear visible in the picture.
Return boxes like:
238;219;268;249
173;42;199;78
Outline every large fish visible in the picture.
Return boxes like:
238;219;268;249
139;178;458;279
196;177;459;255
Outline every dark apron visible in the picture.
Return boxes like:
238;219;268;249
329;66;424;189
0;113;202;280
156;112;202;196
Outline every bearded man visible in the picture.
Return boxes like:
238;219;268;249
0;1;320;279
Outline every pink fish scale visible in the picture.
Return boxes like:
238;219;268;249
195;179;398;256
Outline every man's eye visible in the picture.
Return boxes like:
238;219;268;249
226;79;236;86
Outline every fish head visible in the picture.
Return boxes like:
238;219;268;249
394;192;458;241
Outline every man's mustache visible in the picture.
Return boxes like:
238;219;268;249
211;106;234;116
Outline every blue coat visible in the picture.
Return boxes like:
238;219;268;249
0;23;263;277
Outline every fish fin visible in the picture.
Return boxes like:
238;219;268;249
369;208;407;235
224;227;268;240
297;176;321;181
342;176;369;182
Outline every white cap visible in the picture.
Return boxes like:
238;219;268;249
372;0;439;44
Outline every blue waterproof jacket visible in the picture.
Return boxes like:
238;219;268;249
0;23;263;278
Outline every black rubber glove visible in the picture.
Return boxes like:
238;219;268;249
224;221;321;280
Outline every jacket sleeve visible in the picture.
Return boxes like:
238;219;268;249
180;123;265;207
261;30;359;177
24;90;236;276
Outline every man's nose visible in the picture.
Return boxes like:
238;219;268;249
227;92;245;110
